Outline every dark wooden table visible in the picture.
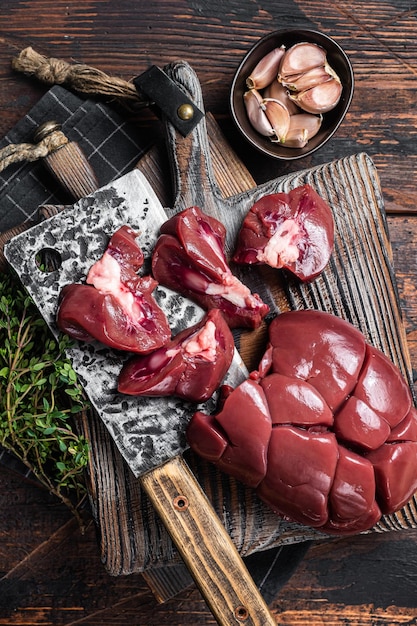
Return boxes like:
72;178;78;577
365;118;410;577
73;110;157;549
2;1;417;624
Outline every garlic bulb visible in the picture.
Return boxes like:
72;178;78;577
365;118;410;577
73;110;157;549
279;42;342;115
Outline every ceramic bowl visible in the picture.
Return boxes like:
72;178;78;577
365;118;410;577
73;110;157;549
230;29;354;160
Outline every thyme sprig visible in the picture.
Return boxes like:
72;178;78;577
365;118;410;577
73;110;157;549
0;271;89;526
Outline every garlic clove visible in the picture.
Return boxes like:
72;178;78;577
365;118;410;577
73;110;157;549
274;127;308;147
288;78;342;114
243;89;275;137
263;80;300;115
283;113;322;147
263;98;291;143
278;42;327;82
246;46;286;90
281;65;333;92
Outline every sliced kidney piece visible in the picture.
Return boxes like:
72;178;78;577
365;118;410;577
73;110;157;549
152;205;269;329
233;185;334;282
118;308;234;403
57;225;171;354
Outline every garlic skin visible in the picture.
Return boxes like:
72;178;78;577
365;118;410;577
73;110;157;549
288;78;342;114
246;46;285;90
243;89;275;137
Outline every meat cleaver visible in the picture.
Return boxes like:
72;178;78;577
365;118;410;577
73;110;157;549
5;62;278;625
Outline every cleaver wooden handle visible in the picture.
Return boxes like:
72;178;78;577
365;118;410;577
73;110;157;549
141;455;277;626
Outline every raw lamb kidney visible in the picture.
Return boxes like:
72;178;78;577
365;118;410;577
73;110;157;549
151;205;269;329
57;225;171;354
233;185;334;281
118;308;235;402
187;310;417;535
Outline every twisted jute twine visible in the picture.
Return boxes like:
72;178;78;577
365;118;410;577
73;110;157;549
0;46;149;173
0;129;69;173
12;46;143;102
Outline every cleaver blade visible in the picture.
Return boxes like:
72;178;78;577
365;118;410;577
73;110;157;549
4;168;276;626
5;169;247;476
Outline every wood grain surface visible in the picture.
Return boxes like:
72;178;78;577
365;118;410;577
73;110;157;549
1;1;417;624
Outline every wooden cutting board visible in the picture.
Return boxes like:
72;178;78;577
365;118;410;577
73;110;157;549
73;114;417;594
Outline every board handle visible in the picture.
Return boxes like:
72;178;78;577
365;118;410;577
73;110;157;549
163;61;224;219
141;456;277;626
34;121;99;201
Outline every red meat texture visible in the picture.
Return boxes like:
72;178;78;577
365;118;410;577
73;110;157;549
57;225;171;354
151;205;269;329
117;308;235;403
233;185;334;282
187;310;417;535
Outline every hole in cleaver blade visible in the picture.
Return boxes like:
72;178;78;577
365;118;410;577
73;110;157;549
4;169;248;476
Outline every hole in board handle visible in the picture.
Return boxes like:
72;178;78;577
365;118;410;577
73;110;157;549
173;495;189;511
234;605;249;622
